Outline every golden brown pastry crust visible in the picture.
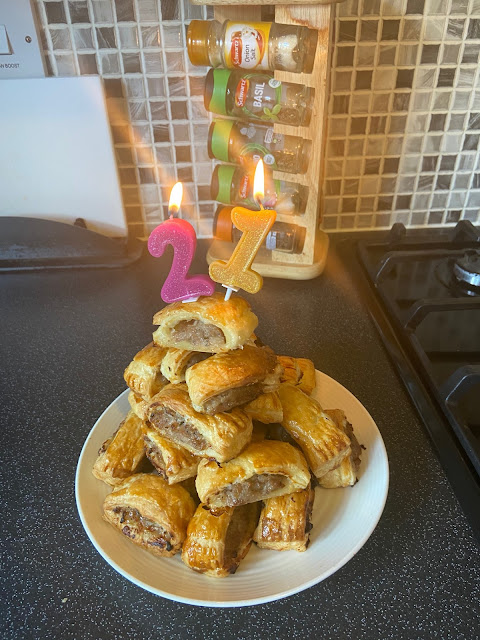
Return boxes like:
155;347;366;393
147;383;253;463
92;410;147;486
196;440;311;509
278;356;316;395
142;422;200;484
103;474;195;557
181;502;260;577
128;391;149;420
251;421;268;442
160;348;210;384
253;484;315;552
152;293;258;353
318;409;362;488
243;391;283;424
124;342;169;400
278;384;351;478
185;346;282;415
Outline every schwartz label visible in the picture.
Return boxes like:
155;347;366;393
233;73;283;122
224;22;271;70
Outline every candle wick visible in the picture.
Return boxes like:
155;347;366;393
255;196;264;211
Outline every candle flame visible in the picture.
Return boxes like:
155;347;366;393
253;159;264;206
168;181;183;217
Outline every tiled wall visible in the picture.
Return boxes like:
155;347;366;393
35;0;215;238
34;0;480;237
325;0;480;231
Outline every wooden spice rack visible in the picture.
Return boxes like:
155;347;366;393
203;3;334;280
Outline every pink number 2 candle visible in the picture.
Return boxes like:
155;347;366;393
148;182;215;303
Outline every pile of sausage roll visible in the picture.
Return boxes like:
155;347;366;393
93;293;363;577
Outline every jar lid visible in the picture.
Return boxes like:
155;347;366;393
187;21;210;67
204;69;231;116
211;164;236;204
208;119;234;162
213;206;234;242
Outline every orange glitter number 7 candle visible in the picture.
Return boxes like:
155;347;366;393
209;159;276;298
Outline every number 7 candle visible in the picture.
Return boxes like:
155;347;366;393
209;159;276;300
148;182;215;303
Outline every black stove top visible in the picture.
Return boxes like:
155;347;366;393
345;221;480;539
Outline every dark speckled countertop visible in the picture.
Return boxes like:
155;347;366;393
2;235;479;640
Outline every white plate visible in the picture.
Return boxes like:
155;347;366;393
75;371;389;607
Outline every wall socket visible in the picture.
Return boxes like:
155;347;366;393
0;0;45;78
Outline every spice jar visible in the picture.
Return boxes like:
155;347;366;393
187;20;317;74
214;206;306;254
211;164;308;216
208;119;311;174
204;69;314;127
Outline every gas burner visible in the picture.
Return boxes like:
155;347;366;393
435;257;480;297
453;251;480;288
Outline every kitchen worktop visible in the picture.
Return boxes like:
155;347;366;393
2;236;479;639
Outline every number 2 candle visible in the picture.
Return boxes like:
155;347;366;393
148;182;215;303
209;159;276;299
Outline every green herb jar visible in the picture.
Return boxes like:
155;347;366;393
208;119;311;174
211;164;308;216
204;69;314;126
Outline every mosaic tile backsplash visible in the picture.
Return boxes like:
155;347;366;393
34;0;480;236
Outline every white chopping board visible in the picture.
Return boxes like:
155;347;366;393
0;76;127;237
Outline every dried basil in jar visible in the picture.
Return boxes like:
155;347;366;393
204;69;314;127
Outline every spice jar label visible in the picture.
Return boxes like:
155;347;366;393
233;73;283;122
224;22;272;70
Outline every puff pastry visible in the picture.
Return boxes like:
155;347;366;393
278;384;351;478
103;474;195;557
196;440;311;509
147;383;253;463
92;410;147;486
182;502;260;577
142;422;200;484
251;421;268;442
160;348;211;384
185;346;282;415
152;293;258;353
278;356;316;395
128;391;149;420
253;484;315;552
243;391;283;424
318;409;363;488
124;342;169;400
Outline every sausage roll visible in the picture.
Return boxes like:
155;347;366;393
179;476;200;506
243;391;283;424
92;410;147;486
142;422;200;484
103;474;195;557
318;409;363;488
278;384;351;478
152;293;258;353
278;356;316;395
128;391;149;420
251;421;268;442
147;384;252;463
253;484;315;552
181;502;260;577
185;346;282;415
160;348;211;384
124;342;169;400
196;440;311;509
